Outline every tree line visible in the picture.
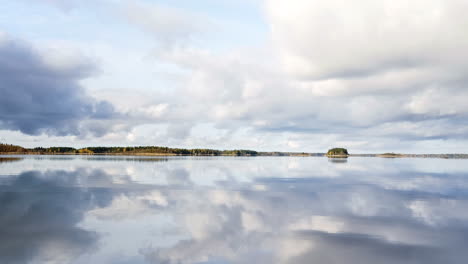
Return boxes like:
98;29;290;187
0;143;258;156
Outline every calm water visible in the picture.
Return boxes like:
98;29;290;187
1;155;468;264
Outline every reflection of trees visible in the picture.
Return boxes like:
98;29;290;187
328;158;348;164
0;157;23;164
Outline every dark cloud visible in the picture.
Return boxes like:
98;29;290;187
0;35;117;136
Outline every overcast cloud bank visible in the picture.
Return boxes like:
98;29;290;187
1;0;468;152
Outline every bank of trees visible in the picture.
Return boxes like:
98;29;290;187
0;143;258;156
0;143;25;153
81;147;258;156
33;147;76;153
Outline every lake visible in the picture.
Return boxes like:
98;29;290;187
1;155;468;264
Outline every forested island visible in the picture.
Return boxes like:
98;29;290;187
1;143;467;159
326;148;349;157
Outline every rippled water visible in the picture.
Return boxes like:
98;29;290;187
1;155;468;264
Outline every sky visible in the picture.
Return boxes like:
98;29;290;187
1;0;468;153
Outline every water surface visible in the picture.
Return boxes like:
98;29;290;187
1;155;467;264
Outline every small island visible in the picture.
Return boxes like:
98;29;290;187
326;148;349;158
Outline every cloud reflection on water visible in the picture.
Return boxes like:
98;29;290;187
1;157;468;264
140;182;468;264
0;169;118;263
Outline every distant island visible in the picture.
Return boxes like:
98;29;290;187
0;143;467;159
326;148;349;157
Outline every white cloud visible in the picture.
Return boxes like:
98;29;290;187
122;1;214;49
266;0;468;80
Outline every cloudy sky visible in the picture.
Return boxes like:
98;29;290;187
1;0;468;153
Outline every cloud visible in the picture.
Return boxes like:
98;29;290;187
17;0;80;12
123;1;214;49
41;0;76;11
0;34;119;136
265;0;468;80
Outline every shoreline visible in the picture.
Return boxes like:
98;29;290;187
1;152;468;159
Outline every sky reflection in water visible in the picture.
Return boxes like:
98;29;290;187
0;156;467;264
